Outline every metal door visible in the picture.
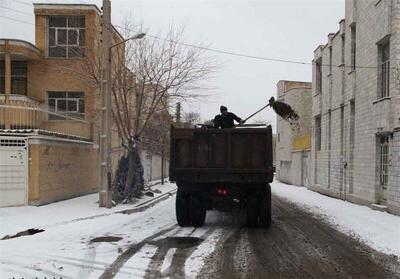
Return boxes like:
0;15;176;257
302;152;309;187
0;137;28;207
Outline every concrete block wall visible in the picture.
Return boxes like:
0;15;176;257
311;0;400;214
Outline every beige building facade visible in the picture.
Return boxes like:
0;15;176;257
311;0;400;214
276;80;312;187
0;3;168;207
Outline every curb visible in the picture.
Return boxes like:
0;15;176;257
118;189;177;215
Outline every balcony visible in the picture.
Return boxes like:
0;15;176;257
0;95;92;140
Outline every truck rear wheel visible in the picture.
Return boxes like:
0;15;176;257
190;194;206;227
258;184;272;228
176;189;191;227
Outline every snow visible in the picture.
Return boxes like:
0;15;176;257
271;181;400;257
1;179;399;278
160;248;177;273
0;181;177;238
0;182;177;278
184;227;223;278
115;244;158;279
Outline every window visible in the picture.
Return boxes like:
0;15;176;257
316;59;322;94
351;25;356;71
329;46;333;74
48;91;85;120
379;41;390;98
379;135;389;187
341;34;345;64
315;115;321;151
48;16;85;58
11;61;27;95
0;60;4;94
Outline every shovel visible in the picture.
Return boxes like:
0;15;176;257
239;97;299;125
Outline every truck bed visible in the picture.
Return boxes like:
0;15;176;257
169;126;274;184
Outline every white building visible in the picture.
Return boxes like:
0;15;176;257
276;80;312;187
311;0;400;215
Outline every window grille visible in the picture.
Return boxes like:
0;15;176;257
351;25;356;71
11;61;27;95
48;91;85;120
48;16;85;58
380;43;390;98
315;115;321;151
379;135;389;187
0;60;4;94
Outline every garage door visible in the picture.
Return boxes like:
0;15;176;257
0;137;28;207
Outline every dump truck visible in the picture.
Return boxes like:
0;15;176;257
169;125;274;228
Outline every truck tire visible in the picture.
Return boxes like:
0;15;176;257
190;194;206;227
246;195;258;228
258;184;272;228
176;189;191;227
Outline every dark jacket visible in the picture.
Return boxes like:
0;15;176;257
213;112;242;128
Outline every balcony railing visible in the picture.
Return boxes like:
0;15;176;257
0;104;92;140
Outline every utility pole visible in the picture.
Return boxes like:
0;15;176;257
99;0;112;208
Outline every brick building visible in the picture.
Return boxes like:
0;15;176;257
276;80;312;187
0;4;168;207
311;0;400;214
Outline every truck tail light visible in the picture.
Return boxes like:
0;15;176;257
217;188;228;196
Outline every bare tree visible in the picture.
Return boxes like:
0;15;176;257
59;21;217;203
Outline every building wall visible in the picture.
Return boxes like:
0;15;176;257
30;6;103;140
311;0;400;214
28;137;99;205
276;80;312;186
141;150;169;182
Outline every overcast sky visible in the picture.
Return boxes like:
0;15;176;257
0;0;344;127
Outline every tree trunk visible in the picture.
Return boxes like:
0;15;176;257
121;145;145;202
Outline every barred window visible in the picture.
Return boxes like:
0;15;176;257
48;91;85;120
351;25;356;71
315;59;322;94
379;42;390;98
379;135;389;187
0;60;4;94
48;16;85;58
315;115;321;151
11;61;27;95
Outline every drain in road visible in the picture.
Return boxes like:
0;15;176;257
90;236;123;243
151;236;203;249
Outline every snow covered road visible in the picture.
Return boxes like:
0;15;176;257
1;181;399;278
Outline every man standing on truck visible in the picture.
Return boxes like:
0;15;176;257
213;105;245;128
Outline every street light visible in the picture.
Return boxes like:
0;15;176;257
110;33;146;50
99;7;146;208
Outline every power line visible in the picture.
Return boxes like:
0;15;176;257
115;25;398;70
0;5;34;16
0;15;33;25
0;13;397;71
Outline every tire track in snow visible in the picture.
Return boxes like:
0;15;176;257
99;224;178;279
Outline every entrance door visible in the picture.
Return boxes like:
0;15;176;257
302;152;309;187
0;137;28;207
378;135;389;203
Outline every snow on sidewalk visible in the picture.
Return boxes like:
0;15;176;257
271;181;400;258
0;181;176;239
